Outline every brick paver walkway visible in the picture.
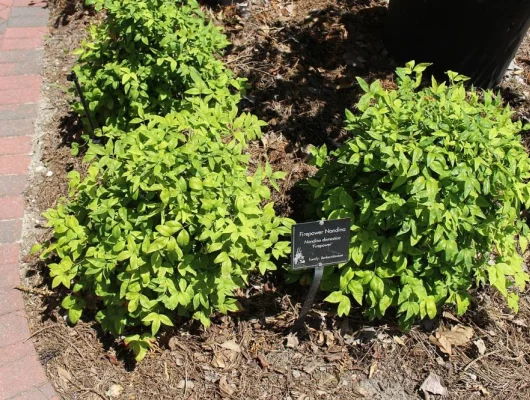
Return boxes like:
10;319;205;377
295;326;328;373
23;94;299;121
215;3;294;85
0;0;58;399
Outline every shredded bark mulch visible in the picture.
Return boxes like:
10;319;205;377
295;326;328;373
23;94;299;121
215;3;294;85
20;0;530;399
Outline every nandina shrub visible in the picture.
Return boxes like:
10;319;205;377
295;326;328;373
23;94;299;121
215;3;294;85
306;62;530;328
37;104;292;360
73;0;243;129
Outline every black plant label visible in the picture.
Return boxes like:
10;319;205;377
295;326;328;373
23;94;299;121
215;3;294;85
291;219;350;270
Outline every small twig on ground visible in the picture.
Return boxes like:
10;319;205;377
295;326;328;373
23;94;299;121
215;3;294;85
225;54;253;65
52;331;85;359
184;354;189;398
463;350;502;372
24;325;55;342
64;374;106;400
15;285;55;296
284;294;298;316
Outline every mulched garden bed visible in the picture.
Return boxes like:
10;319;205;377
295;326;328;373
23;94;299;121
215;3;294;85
20;0;530;398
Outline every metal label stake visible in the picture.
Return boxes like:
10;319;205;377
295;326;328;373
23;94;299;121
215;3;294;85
292;265;324;331
290;218;351;331
67;71;101;144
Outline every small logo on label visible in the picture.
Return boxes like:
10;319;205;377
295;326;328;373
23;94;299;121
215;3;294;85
294;247;305;266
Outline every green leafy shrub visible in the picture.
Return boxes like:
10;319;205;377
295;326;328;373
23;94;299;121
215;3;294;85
39;103;292;360
73;0;243;128
307;62;530;328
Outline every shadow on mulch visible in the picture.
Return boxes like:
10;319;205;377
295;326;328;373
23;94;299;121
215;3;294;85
225;0;394;147
48;0;95;28
57;111;83;146
221;0;395;217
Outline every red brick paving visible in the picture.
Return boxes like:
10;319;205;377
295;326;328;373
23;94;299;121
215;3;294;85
0;287;25;315
12;0;47;7
13;382;57;400
0;354;49;398
0;339;34;366
0;196;24;219
0;48;43;63
10;387;52;400
0;154;30;174
0;8;9;21
0;174;27;196
4;26;46;38
0;86;41;104
0;135;32;154
0;74;41;89
1;35;43;50
0;118;36;137
0;243;19;264
0;60;41;75
2;37;42;51
0;263;21;288
0;0;57;398
0;103;37;119
0;311;29;349
0;219;22;243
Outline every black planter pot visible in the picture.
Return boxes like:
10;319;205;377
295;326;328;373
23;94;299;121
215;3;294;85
385;0;530;88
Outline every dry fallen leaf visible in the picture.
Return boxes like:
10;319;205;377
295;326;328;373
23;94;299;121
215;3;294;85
316;331;325;346
511;318;528;327
324;331;335;347
261;135;269;149
177;379;195;390
219;376;235;397
303;361;319;374
473;384;490;395
369;361;377;379
56;366;72;383
420;372;448;397
173;353;185;366
277;43;292;54
168;336;179;351
474;339;486;355
106;384;123;398
430;324;474;355
286;333;299;348
430;333;453;355
67;328;78;336
318;372;337;387
327;344;344;354
55;366;72;392
257;353;269;369
393;336;406;346
219;340;241;353
194;352;208;363
444;325;474;346
106;352;119;366
212;351;227;369
324;352;343;363
442;311;461;322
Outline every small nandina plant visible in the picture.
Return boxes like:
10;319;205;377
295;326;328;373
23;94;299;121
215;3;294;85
37;104;292;361
73;0;243;129
307;61;530;328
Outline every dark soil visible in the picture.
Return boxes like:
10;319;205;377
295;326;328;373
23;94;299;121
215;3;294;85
20;0;530;399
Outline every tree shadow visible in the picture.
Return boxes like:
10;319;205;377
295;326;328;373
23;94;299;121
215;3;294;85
23;0;49;7
226;1;395;148
57;110;84;147
49;0;94;28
